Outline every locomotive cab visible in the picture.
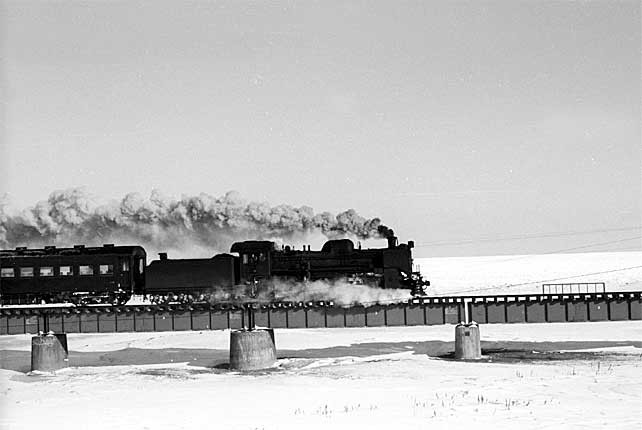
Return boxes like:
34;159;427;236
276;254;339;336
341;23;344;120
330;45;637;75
230;241;276;286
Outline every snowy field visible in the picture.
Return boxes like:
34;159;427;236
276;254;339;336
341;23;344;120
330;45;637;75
417;251;642;296
1;322;641;430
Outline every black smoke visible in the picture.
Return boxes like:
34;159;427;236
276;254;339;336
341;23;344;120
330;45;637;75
377;225;395;239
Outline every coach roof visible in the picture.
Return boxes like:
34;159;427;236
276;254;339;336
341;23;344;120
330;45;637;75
0;244;146;258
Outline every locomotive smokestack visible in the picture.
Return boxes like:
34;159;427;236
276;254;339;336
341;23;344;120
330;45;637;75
378;225;397;248
387;236;397;249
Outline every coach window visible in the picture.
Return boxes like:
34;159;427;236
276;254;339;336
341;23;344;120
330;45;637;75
39;266;54;277
59;266;73;276
79;265;94;276
1;268;15;278
138;259;144;273
20;267;34;277
99;264;114;275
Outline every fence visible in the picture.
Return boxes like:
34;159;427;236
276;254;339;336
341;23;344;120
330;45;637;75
0;291;640;335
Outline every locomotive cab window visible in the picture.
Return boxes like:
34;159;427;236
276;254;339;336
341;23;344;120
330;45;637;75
99;264;114;275
242;254;248;264
138;259;144;273
20;267;34;277
79;265;94;276
121;260;130;272
59;266;73;276
39;266;54;277
1;268;15;278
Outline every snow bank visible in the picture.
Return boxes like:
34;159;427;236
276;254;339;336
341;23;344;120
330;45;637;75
416;251;642;296
1;322;641;430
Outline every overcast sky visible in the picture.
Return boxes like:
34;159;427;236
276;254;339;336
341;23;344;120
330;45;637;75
1;1;640;257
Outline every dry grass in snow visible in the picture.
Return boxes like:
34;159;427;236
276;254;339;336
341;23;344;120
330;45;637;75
1;322;641;430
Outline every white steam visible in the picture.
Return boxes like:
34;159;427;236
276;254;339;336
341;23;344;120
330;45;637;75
206;278;412;307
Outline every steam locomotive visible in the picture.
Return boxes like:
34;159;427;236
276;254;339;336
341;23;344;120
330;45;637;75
0;236;428;305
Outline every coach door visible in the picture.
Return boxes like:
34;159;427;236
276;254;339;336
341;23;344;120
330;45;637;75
118;257;132;292
133;256;145;294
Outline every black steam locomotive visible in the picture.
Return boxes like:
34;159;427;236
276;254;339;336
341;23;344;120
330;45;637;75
0;236;428;305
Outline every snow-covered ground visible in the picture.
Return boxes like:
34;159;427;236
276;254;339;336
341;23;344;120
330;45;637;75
417;251;642;296
1;322;641;430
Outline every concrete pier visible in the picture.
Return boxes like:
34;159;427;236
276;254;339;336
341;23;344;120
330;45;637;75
229;330;277;371
454;323;481;360
31;333;69;372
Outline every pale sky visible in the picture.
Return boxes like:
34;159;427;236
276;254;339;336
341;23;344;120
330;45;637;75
1;1;640;257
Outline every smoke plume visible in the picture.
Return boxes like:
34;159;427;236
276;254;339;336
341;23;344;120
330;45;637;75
0;188;394;256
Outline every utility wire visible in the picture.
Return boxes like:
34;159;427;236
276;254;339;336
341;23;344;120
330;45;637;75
483;235;642;264
439;264;642;296
414;236;642;272
413;226;642;248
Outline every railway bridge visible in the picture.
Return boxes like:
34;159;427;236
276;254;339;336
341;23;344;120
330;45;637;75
0;290;640;335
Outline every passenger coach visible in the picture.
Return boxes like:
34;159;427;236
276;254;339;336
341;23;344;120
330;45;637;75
0;244;146;305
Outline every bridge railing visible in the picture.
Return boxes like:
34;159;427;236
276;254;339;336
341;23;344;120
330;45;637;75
542;282;606;295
